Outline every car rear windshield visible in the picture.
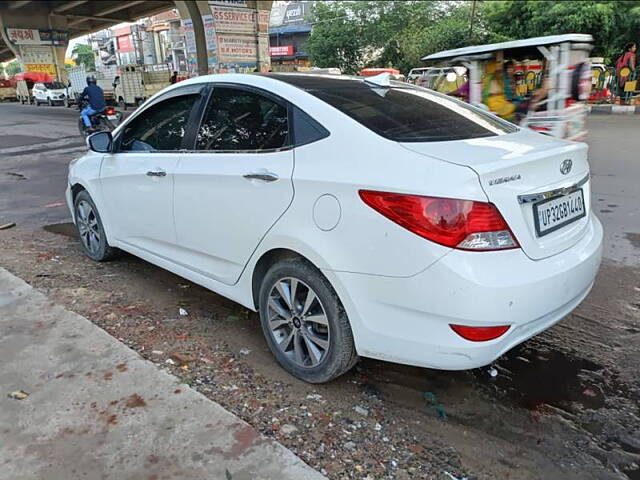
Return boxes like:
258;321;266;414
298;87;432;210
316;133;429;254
44;82;65;89
269;75;517;142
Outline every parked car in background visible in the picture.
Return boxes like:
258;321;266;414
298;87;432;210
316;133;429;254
32;81;68;106
67;73;603;383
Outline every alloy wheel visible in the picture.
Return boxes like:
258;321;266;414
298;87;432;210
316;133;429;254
76;200;101;255
267;277;330;368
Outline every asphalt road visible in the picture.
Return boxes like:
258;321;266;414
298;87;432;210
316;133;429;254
0;102;638;265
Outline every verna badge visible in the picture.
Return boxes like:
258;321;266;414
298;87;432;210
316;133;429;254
560;159;573;175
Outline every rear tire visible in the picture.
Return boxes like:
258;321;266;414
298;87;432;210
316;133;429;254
73;190;117;262
258;258;358;383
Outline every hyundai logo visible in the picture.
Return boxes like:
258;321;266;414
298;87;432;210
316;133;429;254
560;159;573;175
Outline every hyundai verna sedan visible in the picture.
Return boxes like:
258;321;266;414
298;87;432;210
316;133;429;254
67;73;603;383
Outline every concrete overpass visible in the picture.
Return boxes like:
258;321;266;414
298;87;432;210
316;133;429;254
0;0;274;79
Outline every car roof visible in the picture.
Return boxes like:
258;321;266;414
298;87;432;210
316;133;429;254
262;73;418;93
422;33;593;61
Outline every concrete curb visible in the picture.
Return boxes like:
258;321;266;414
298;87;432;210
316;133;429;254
0;267;326;480
588;105;640;115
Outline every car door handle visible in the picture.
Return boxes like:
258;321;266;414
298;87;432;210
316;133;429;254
243;172;279;182
146;168;166;177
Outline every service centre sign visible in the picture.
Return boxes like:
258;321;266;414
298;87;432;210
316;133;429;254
210;6;269;34
269;45;294;56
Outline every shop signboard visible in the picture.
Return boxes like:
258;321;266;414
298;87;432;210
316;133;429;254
23;63;57;75
181;18;197;54
19;45;54;64
218;35;257;63
209;0;248;6
210;6;269;34
7;28;69;46
202;14;218;68
117;35;133;53
282;2;311;25
7;28;42;45
269;45;294;56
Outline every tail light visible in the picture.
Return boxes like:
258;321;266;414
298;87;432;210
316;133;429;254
450;324;511;341
105;107;115;115
359;190;519;251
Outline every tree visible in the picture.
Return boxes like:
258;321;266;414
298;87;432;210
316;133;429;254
306;0;640;73
72;44;96;70
483;1;640;61
307;1;455;74
6;60;22;76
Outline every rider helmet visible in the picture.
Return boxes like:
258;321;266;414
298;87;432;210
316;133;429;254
86;75;97;86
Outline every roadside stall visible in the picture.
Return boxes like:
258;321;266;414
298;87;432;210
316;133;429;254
14;71;53;104
422;34;594;141
360;67;405;82
0;79;17;102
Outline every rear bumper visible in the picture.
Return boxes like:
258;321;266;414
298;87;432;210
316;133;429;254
326;214;603;370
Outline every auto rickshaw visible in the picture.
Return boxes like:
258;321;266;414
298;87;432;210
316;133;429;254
422;34;594;141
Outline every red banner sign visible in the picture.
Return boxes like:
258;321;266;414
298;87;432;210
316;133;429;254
269;45;294;56
117;35;133;53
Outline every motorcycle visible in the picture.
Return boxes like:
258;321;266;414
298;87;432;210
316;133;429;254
77;98;121;137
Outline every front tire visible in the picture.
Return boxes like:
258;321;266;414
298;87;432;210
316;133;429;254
258;258;358;383
73;190;117;262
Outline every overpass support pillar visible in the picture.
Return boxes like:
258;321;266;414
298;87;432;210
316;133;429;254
175;0;273;76
174;0;208;76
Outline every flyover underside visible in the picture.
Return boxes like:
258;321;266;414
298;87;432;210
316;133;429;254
1;0;274;79
0;1;176;63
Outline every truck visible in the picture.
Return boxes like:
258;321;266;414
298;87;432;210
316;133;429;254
113;64;172;109
67;65;117;107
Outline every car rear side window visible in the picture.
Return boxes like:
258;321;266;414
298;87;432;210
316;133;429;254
119;94;199;152
270;75;516;142
196;87;290;151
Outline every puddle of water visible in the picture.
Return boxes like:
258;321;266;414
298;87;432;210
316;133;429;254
357;359;473;411
483;346;606;411
43;222;77;239
624;468;640;480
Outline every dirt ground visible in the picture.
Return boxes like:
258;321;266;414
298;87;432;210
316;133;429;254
1;220;638;480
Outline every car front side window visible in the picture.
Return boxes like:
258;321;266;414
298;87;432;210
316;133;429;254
195;86;290;152
119;94;199;152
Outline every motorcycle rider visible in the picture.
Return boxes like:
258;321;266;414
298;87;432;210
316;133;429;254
80;75;106;133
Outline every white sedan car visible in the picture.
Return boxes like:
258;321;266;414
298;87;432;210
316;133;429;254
67;73;603;383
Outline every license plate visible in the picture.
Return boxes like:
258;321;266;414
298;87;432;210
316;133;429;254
107;115;117;120
533;189;586;237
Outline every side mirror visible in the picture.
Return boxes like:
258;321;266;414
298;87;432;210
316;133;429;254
87;131;113;153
